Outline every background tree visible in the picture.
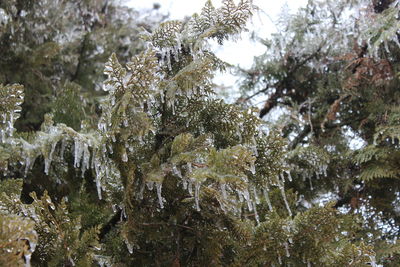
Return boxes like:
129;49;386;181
0;0;396;266
239;0;400;265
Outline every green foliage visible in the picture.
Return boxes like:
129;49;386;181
237;0;400;264
1;0;398;265
359;4;400;56
0;178;100;266
0;214;37;267
190;0;253;44
52;82;87;130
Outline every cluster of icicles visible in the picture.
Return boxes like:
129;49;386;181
0;112;17;143
139;158;295;225
154;31;210;72
17;125;110;200
299;163;329;191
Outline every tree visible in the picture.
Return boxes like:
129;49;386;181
239;0;400;265
0;0;394;266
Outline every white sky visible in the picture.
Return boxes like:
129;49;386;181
125;0;307;99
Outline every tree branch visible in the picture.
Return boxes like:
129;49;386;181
289;116;366;150
243;45;324;118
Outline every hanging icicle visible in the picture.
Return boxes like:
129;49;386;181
278;176;292;217
156;182;164;208
263;187;273;212
284;241;290;257
194;182;201;211
220;183;227;199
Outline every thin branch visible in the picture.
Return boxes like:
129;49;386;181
140;222;195;231
238;45;324;118
289;116;366;150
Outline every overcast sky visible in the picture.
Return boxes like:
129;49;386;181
125;0;307;100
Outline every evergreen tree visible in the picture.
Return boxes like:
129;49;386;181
0;0;396;266
239;0;400;265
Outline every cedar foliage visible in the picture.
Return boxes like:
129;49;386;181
0;0;397;266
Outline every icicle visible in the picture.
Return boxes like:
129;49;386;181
253;199;260;224
249;162;256;175
166;50;172;71
121;207;127;220
24;253;31;267
60;139;66;160
253;186;260;204
81;143;90;177
284;242;290;257
26;236;36;267
278;179;292;217
188;179;193;195
243;189;253;211
322;164;328;176
280;172;285;182
238;189;244;202
278;253;282;265
287;171;292;182
98;121;107;132
0;129;5;143
49;141;57;159
73;138;83;168
384;41;390;54
187;162;192;173
23;156;30;177
309;176;314;191
172;165;182;178
263;188;273;211
160;89;165;104
121;149;128;162
182;178;188;190
220;183;227;199
368;255;377;267
112;204;118;213
172;45;180;62
125;240;133;254
146;181;154;191
160;48;166;66
96;175;102;200
156;183;164;208
194;182;201;211
252;146;258;157
315;172;320;180
44;158;51;175
258;126;263;136
138;182;145;200
44;142;57;175
250;136;258;156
